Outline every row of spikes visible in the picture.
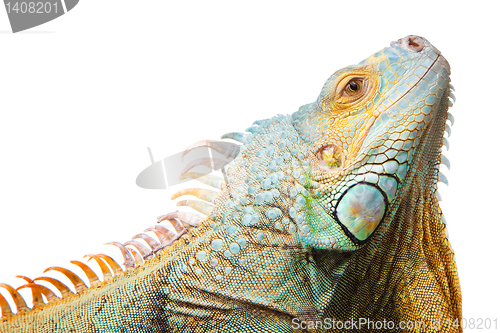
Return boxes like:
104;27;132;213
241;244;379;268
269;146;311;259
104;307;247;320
0;135;248;318
0;220;189;317
436;83;455;197
437;83;456;252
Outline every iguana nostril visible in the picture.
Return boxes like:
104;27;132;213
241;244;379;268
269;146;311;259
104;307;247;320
403;35;425;52
407;37;422;49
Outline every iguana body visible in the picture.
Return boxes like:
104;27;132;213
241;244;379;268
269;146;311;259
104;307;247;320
0;35;461;332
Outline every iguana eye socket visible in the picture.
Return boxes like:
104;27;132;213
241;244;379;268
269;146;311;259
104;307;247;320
318;68;377;111
331;75;373;107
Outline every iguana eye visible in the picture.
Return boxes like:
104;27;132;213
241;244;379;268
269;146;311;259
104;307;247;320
348;81;359;91
331;76;371;106
342;78;364;97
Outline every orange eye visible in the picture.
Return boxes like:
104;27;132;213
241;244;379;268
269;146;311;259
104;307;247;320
342;78;364;97
325;69;378;110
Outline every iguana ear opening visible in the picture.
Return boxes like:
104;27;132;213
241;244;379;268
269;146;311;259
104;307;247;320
316;144;343;170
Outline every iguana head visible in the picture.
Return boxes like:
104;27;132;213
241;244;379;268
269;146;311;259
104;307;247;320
287;35;452;248
205;35;452;252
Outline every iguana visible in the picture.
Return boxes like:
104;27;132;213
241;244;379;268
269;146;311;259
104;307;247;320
0;35;461;332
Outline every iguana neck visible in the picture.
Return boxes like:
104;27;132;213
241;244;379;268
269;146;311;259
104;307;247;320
318;90;461;329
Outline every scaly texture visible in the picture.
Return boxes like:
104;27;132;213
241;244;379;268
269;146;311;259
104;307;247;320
0;35;461;332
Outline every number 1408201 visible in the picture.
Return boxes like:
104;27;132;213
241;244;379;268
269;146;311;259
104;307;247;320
5;2;59;14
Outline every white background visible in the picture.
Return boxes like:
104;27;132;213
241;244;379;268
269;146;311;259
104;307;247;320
0;1;498;331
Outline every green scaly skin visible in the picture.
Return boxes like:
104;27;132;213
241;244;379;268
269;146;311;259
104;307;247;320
0;35;461;332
